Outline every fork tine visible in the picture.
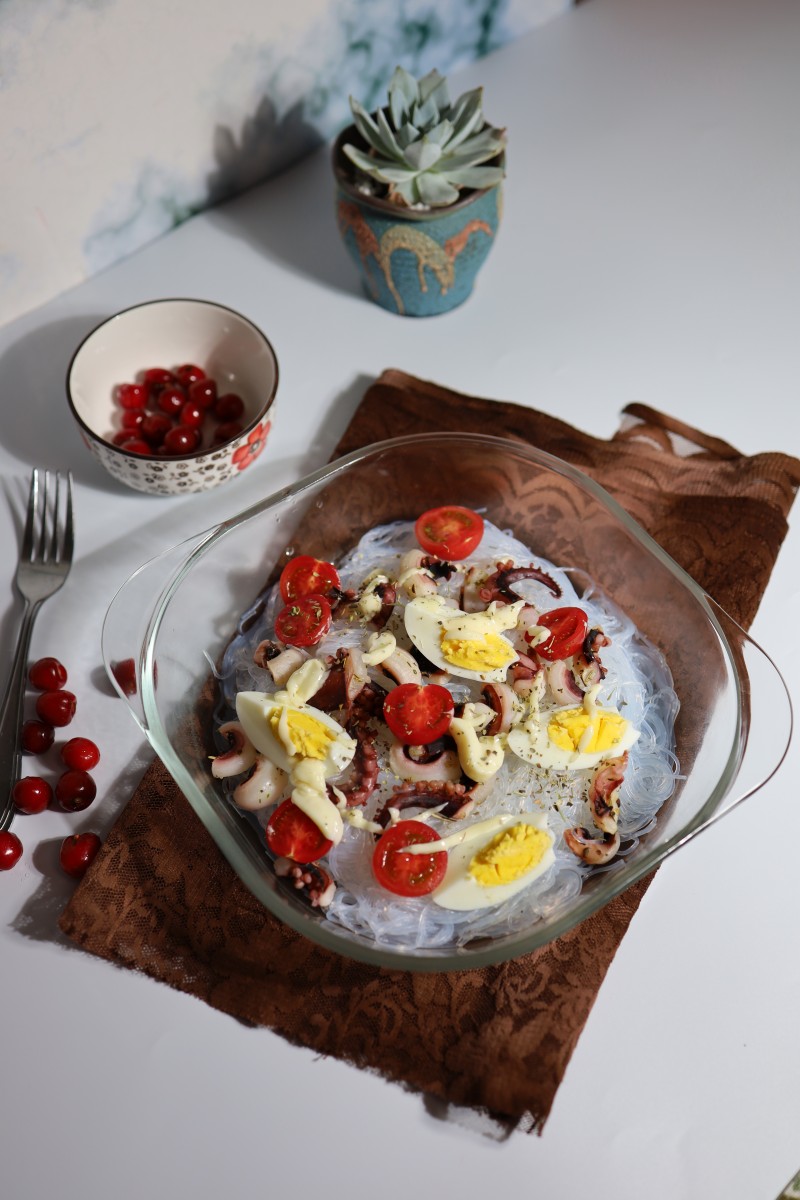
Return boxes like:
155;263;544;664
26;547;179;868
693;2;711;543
21;469;39;562
50;473;61;564
37;471;49;563
61;473;74;565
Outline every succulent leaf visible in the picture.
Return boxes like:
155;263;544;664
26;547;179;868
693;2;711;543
388;66;418;127
346;65;506;208
404;138;443;172
416;172;460;207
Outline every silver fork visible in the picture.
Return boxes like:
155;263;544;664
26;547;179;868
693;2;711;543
0;471;74;832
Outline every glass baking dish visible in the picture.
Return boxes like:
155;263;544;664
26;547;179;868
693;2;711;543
102;433;792;971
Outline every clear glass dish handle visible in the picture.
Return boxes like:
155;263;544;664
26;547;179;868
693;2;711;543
685;596;793;843
101;531;212;732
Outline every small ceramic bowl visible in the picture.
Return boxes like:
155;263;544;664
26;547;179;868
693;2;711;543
67;298;279;495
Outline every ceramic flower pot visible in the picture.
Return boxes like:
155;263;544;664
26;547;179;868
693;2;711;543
332;126;502;317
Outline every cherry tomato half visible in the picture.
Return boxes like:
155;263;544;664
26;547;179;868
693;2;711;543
530;606;589;661
274;595;332;647
266;799;333;863
279;555;341;603
414;505;484;560
372;820;448;897
383;683;454;746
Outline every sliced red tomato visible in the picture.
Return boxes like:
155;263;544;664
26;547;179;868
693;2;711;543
530;606;589;661
414;505;484;560
372;820;448;897
279;555;340;603
383;683;454;745
265;799;333;863
274;594;332;647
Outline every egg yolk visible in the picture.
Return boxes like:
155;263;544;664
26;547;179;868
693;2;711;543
440;632;516;672
547;707;628;754
269;708;335;760
468;823;552;886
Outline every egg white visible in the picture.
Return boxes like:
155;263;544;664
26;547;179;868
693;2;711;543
404;595;519;683
432;812;555;911
507;703;639;772
235;691;356;777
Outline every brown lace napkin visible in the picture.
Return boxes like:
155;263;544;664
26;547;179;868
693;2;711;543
59;370;800;1133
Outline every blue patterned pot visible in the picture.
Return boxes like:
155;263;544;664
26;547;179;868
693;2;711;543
333;126;503;317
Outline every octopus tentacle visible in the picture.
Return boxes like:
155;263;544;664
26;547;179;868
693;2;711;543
375;780;476;827
479;560;562;604
563;826;621;865
274;858;335;907
587;752;628;834
334;720;379;807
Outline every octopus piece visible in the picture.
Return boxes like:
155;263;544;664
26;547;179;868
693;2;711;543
380;647;423;687
344;646;370;705
349;680;387;723
587;752;628;834
371;581;397;630
389;738;462;783
375;780;477;827
398;550;439;598
309;651;347;711
574;628;611;687
481;682;523;734
563;827;621;865
211;721;258;779
479;560;562;605
232;755;288;811
274;857;336;907
334;721;379;807
460;564;488;612
254;640;310;685
545;660;585;705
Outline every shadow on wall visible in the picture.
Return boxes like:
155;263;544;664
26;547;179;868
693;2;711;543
207;96;323;207
204;99;363;299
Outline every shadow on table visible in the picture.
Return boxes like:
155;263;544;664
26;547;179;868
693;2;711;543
0;313;123;492
205;144;364;301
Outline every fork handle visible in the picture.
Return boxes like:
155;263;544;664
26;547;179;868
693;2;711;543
0;599;40;833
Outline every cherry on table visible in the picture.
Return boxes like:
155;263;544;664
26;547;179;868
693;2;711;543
61;737;100;771
111;658;137;696
60;832;102;879
29;657;67;691
20;719;55;755
55;769;97;812
0;831;23;871
12;776;53;815
36;689;77;727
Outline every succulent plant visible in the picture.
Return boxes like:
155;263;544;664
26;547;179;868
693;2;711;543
342;66;506;209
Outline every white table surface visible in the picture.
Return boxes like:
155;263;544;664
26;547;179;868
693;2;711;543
2;0;799;1196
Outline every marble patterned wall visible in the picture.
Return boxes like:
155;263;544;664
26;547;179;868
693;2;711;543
1;0;570;327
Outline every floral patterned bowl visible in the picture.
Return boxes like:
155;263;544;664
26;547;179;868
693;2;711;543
67;298;278;495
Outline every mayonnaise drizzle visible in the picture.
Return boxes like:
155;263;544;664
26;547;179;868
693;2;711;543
290;759;344;845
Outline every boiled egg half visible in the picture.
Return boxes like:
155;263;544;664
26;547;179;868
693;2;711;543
430;813;555;910
236;691;356;777
507;688;639;772
404;595;522;682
